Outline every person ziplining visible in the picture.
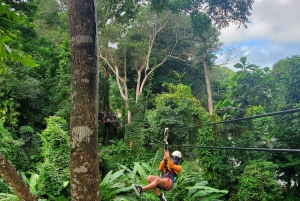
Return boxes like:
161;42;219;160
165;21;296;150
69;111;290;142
132;128;182;201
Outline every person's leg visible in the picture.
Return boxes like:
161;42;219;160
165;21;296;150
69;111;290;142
142;177;169;191
146;175;162;196
146;176;168;201
132;175;171;197
153;188;161;196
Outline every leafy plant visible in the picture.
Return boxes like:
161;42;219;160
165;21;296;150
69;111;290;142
169;160;228;201
37;116;70;200
20;172;38;194
233;160;282;201
99;169;133;201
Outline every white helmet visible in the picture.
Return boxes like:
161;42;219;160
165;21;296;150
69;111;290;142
172;151;182;158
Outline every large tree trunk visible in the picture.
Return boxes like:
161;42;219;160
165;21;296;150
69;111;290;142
203;52;214;114
0;152;37;201
68;0;100;200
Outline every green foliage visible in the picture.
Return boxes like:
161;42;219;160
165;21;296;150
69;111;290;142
1;1;300;200
0;120;19;194
97;0;141;28
49;39;71;120
99;159;160;201
271;55;300;106
37;116;70;200
124;110;146;155
0;193;18;201
99;140;142;174
99;169;133;201
146;84;210;159
34;0;69;44
0;120;24;165
0;1;36;74
170;160;228;201
210;65;234;105
151;0;254;28
216;57;273;119
20;171;38;194
233;160;282;201
269;103;300;199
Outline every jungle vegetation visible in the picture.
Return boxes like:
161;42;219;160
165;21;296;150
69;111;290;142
0;0;300;200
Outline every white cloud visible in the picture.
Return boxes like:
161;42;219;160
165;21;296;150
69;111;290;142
219;0;300;70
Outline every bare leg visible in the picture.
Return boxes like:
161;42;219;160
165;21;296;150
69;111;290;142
153;188;161;196
142;176;169;192
147;175;162;196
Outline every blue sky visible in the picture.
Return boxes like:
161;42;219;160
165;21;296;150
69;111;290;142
218;0;300;70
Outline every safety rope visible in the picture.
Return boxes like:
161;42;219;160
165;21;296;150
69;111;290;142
163;128;169;174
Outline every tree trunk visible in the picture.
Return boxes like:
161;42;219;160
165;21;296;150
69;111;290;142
0;152;37;201
103;73;110;146
203;52;214;114
68;0;100;200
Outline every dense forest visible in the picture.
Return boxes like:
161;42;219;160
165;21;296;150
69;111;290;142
1;0;300;200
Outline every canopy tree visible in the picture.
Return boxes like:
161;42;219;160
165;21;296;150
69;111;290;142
99;6;190;123
190;12;221;114
271;55;300;107
68;0;100;200
215;56;273;118
151;0;254;114
34;0;69;44
97;0;141;144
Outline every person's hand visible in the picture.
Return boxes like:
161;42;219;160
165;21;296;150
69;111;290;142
164;150;170;159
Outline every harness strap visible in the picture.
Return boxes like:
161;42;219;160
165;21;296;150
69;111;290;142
165;166;177;177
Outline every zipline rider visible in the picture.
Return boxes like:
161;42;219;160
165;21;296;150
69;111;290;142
132;150;182;201
132;128;182;201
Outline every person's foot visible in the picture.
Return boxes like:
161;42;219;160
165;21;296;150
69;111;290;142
132;184;142;196
158;193;167;201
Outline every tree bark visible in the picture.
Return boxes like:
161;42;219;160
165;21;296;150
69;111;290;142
68;0;100;200
203;52;214;114
0;152;37;201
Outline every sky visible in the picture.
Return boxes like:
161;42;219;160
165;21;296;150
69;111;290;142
218;0;300;70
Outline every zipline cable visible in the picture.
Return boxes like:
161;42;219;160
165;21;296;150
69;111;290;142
145;108;300;153
148;136;300;153
168;144;300;153
172;107;300;131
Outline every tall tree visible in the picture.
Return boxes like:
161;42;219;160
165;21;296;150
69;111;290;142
97;0;141;140
99;7;188;123
68;0;100;200
191;12;221;114
151;0;254;114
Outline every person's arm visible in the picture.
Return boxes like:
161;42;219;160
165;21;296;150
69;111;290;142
165;150;182;172
158;155;167;171
158;160;164;171
169;163;182;173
